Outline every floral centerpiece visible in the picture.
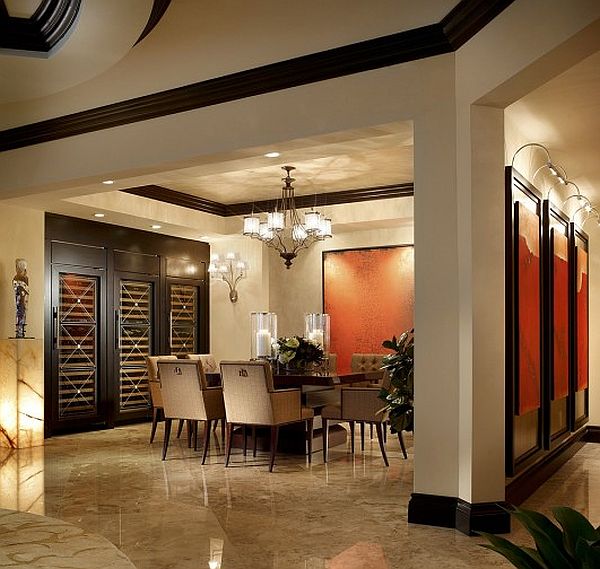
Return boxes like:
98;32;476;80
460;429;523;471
276;335;323;371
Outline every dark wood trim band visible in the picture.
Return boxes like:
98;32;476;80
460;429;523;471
583;425;600;443
505;426;587;505
135;0;171;45
0;0;515;152
0;0;80;53
122;182;414;217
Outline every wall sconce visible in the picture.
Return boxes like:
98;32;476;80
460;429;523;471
208;252;248;303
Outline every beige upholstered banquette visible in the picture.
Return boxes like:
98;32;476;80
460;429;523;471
350;353;385;373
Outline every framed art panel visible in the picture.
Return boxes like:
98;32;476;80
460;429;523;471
505;166;544;476
322;245;414;373
542;201;570;447
571;226;589;431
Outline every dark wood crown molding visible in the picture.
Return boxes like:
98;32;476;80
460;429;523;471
0;0;80;54
0;0;514;152
121;182;414;217
135;0;171;45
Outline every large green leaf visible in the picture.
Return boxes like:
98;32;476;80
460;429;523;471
480;533;547;569
511;508;575;569
575;537;600;569
552;507;600;558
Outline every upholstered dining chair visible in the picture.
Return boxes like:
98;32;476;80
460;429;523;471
158;359;226;463
147;355;178;443
321;386;391;466
220;360;315;472
186;353;224;440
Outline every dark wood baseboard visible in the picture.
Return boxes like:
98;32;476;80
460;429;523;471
583;425;600;443
455;499;511;535
408;493;458;529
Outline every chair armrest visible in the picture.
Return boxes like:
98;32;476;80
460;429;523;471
341;388;385;422
270;389;302;424
271;388;301;393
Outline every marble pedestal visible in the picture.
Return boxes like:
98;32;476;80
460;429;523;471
0;339;44;449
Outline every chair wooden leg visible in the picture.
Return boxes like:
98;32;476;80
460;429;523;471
201;420;212;465
370;423;374;439
242;425;247;456
193;421;200;451
349;421;355;454
225;423;233;467
306;419;314;463
220;419;226;444
187;420;194;448
322;418;329;463
398;430;408;459
176;419;184;438
383;423;387;443
360;422;365;452
150;407;159;443
213;420;218;432
269;425;279;472
162;418;173;461
375;422;389;467
252;426;257;457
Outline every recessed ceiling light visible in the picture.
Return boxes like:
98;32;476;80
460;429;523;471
102;180;114;185
264;151;280;158
94;213;105;218
151;224;162;229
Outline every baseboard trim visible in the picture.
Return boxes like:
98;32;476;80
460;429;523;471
408;493;458;529
455;499;511;535
583;425;600;443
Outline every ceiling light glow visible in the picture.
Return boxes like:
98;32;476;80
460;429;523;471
94;213;105;218
264;152;280;158
151;224;162;229
102;180;114;185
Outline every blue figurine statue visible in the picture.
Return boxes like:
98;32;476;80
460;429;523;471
13;258;29;339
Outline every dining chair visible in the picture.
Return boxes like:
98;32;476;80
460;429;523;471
220;360;315;472
147;355;178;443
158;359;226;463
321;386;391;466
186;353;224;440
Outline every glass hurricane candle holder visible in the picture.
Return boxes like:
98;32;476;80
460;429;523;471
304;313;330;356
251;312;277;359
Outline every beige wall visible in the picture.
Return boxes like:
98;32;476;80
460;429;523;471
269;223;414;338
0;205;44;340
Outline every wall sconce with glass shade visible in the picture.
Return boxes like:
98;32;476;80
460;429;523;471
208;252;248;303
250;312;277;359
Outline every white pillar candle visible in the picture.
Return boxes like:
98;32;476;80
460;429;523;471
256;330;272;358
308;329;324;347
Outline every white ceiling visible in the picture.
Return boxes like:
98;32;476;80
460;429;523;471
506;50;600;207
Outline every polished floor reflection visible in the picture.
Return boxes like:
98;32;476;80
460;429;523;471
0;424;599;569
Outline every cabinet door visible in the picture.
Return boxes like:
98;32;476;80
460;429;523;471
51;267;106;432
114;276;158;421
168;280;205;355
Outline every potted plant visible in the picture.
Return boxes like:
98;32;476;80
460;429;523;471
378;329;414;433
276;336;323;372
481;506;600;568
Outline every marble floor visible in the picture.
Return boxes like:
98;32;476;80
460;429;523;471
0;424;599;569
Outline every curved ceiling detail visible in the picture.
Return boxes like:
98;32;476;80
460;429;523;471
0;0;154;104
135;0;171;46
0;0;80;54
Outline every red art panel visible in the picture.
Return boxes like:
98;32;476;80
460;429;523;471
323;247;414;373
516;203;541;415
552;231;569;400
577;247;589;392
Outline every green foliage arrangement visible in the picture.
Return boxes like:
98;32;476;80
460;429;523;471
378;329;414;433
276;336;323;369
481;506;600;569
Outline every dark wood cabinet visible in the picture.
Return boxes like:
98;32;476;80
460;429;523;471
45;214;209;436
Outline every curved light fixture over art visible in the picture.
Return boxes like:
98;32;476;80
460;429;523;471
242;166;333;268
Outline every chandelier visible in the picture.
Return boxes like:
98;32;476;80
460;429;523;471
242;166;333;268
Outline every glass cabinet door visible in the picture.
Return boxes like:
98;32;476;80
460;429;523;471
169;283;199;355
117;279;154;412
55;272;100;420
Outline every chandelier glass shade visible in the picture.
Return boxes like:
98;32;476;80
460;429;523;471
243;166;333;268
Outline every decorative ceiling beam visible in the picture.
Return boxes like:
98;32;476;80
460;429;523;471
121;183;414;217
0;0;515;152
